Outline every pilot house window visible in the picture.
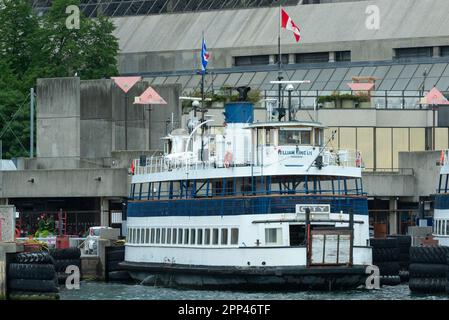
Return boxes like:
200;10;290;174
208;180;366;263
279;130;311;146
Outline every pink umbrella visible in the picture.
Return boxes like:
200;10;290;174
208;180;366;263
134;87;168;150
422;87;449;105
111;76;142;150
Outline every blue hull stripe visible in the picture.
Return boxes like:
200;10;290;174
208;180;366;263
128;195;368;217
434;194;449;209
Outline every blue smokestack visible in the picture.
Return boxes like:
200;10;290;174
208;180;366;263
224;102;254;124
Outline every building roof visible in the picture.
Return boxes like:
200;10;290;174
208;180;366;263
113;0;449;53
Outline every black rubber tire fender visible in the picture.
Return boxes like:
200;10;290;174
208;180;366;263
8;263;56;280
15;252;54;265
410;247;449;264
380;275;401;287
373;247;400;262
107;251;125;261
409;263;448;278
375;262;400;276
370;238;399;249
409;277;447;293
49;248;81;260
54;259;81;272
8;279;59;293
107;260;123;272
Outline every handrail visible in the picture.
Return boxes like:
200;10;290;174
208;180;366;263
134;148;362;175
363;168;414;175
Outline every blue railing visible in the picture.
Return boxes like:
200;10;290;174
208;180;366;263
128;194;368;217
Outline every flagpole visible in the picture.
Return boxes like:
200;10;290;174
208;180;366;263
200;31;206;162
201;31;205;123
278;5;284;121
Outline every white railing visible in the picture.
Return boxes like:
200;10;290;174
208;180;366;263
134;155;242;175
323;149;362;168
133;148;362;175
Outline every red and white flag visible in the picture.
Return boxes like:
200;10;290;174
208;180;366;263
281;8;301;42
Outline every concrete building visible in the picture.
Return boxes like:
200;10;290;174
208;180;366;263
0;78;180;236
20;0;449;236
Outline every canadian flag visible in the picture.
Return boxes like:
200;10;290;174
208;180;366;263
281;8;301;42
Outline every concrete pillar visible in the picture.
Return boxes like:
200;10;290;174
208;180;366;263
433;46;441;58
269;55;276;65
0;205;15;242
0;243;21;299
389;198;398;235
329;51;336;63
100;198;110;227
288;53;296;64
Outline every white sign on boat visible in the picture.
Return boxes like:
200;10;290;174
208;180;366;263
295;204;331;214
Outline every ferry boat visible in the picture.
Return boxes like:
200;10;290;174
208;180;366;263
433;150;449;246
121;95;372;290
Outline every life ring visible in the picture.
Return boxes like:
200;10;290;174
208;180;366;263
355;151;362;168
224;151;233;168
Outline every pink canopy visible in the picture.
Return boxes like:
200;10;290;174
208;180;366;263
347;83;375;91
111;76;141;93
422;87;449;105
134;87;167;105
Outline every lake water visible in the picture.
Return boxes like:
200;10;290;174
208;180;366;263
59;281;449;300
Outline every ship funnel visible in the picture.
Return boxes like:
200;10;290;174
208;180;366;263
223;102;254;124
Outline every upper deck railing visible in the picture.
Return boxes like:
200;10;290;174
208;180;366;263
132;148;361;175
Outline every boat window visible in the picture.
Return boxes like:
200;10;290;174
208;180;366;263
136;229;141;244
140;228;145;244
314;129;323;146
279;129;311;146
446;220;449;236
221;229;228;245
150;228;155;244
172;228;177;244
231;228;239;245
184;229;189;245
204;229;211;245
178;229;183;244
265;228;283;245
161;229;166;244
197;229;203;245
289;225;306;246
128;228;132;243
156;229;161;244
190;229;196;245
167;229;172;244
212;228;219;245
145;229;149;244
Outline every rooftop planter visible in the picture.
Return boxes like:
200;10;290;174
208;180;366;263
317;92;371;109
182;86;262;114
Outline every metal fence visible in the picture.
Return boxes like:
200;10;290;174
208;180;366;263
261;90;433;110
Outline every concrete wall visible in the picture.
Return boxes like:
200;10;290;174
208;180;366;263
0;169;128;198
300;109;435;128
37;78;81;160
362;173;415;197
398;150;441;197
36;78;182;170
362;150;441;198
113;0;449;73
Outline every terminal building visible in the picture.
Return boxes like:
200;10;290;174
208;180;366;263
5;0;448;237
